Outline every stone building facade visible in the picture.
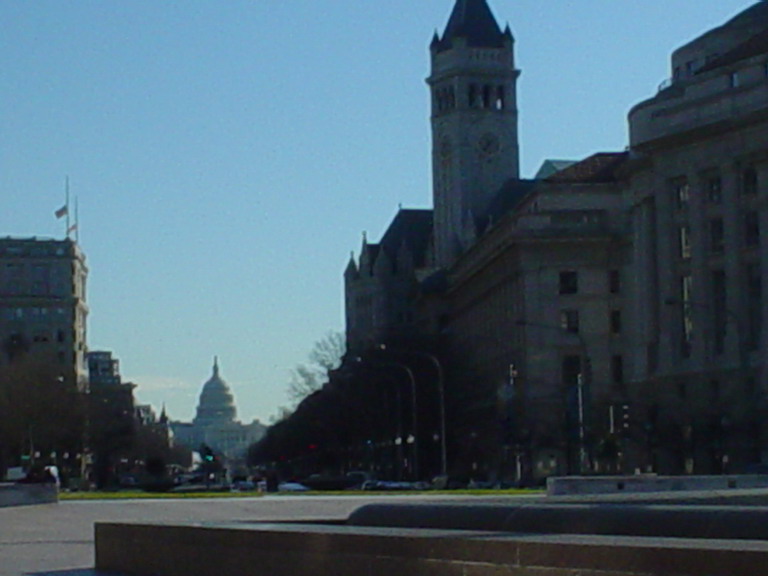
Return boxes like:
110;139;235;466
0;237;88;391
623;2;768;474
344;0;768;479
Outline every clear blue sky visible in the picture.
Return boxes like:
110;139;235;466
0;0;753;423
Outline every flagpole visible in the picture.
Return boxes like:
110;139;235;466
65;177;71;240
74;196;79;244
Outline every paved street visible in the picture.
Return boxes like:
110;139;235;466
0;494;483;576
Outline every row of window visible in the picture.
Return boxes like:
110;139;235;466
558;270;621;295
559;309;622;336
434;84;507;113
673;57;768;85
677;211;761;259
676;264;762;359
561;354;624;387
2;307;69;320
673;167;759;209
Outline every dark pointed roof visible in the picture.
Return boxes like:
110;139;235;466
379;209;433;268
435;0;507;52
544;152;628;184
477;179;538;234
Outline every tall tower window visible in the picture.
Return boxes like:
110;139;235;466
469;84;479;108
495;86;505;110
482;85;492;108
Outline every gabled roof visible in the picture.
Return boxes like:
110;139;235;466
544;152;628;184
379;209;433;268
535;159;577;180
477;178;538;234
435;0;508;52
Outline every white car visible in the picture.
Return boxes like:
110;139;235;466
278;481;310;492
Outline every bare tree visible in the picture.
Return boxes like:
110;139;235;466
287;331;345;404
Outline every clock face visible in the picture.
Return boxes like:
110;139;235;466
478;133;500;158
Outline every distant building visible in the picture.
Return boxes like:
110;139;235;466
87;351;136;487
0;237;88;391
171;358;265;461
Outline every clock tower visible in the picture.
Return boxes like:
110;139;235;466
428;0;520;268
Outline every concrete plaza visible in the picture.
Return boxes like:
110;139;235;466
0;494;483;576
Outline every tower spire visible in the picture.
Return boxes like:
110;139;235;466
437;0;505;51
428;0;520;268
213;356;219;377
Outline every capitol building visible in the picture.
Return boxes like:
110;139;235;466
171;358;265;461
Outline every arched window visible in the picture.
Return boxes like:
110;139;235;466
468;84;479;108
482;85;492;108
495;86;505;110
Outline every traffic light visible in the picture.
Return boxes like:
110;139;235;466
621;404;631;436
200;444;215;463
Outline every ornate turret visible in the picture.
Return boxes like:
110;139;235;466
429;0;520;268
434;0;508;52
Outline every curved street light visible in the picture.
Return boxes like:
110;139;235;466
379;346;447;477
357;357;419;480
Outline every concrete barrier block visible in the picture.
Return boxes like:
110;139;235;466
95;521;768;576
0;483;58;508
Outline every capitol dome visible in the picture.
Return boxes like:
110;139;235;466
193;357;237;426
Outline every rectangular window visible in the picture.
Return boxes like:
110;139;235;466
561;355;582;387
745;211;760;247
673;177;690;209
681;275;694;358
560;309;580;334
559;271;578;294
747;263;762;351
610;310;622;335
609;270;621;294
611;355;624;386
711;379;721;401
709;218;724;253
679;225;692;259
31;265;50;295
712;270;727;354
729;72;740;88
707;175;722;204
743;167;758;195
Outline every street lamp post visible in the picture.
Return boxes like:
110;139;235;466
378;346;447;477
361;358;419;481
